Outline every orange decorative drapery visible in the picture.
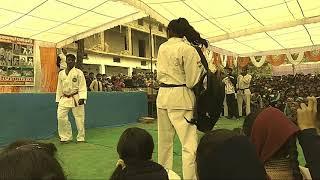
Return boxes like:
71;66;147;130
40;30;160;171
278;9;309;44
267;54;285;66
304;50;320;62
238;57;250;68
40;47;58;92
213;52;221;65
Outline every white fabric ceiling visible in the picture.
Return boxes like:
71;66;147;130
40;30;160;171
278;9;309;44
1;0;320;56
0;0;145;44
127;0;320;56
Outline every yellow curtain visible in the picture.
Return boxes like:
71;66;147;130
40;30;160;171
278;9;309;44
40;47;58;92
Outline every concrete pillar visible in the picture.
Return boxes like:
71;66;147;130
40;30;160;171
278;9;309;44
128;67;133;77
99;64;106;74
127;27;133;55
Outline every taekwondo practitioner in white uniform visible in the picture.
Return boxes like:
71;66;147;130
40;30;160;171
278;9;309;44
156;18;206;180
56;54;87;143
237;68;252;117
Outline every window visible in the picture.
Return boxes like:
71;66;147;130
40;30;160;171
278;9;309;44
124;36;128;50
138;40;146;57
141;61;146;66
138;19;144;26
113;57;120;63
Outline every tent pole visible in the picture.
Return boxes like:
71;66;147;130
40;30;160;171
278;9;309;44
148;16;154;118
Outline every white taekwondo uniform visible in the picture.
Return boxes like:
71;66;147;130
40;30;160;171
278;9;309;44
56;67;87;142
156;37;205;180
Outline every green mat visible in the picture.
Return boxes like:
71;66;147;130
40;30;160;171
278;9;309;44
11;118;308;179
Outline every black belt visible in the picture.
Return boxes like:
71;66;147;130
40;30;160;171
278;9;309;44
240;88;249;90
63;92;78;106
159;83;186;88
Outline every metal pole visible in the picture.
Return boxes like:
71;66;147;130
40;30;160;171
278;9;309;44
148;16;154;118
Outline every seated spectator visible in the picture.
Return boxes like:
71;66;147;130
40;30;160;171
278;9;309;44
296;97;320;179
1;139;57;156
110;127;170;180
0;139;66;180
243;107;311;180
251;88;263;113
196;129;267;180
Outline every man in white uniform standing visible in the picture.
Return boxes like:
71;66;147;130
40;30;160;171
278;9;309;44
237;68;252;117
157;18;206;180
56;54;87;143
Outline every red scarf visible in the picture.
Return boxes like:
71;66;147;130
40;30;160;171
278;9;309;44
250;107;299;163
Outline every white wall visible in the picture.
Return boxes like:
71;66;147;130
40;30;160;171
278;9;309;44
104;26;127;54
82;52;156;76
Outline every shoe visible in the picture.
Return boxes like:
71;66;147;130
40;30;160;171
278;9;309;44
60;140;72;144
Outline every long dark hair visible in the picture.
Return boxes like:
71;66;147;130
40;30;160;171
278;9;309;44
167;18;208;47
196;129;267;180
110;127;154;180
0;142;66;180
2;139;57;157
243;110;302;180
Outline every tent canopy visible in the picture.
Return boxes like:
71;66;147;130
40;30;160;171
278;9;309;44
1;0;320;56
0;0;145;46
126;0;320;56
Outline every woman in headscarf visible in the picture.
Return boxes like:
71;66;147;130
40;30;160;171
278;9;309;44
196;129;267;180
243;107;309;180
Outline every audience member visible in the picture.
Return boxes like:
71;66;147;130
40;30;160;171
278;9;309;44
196;129;267;180
90;73;103;92
0;140;66;180
110;127;169;180
296;97;320;179
243;107;310;180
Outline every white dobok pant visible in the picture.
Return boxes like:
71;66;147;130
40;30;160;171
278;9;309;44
157;108;198;180
57;105;85;141
237;89;251;116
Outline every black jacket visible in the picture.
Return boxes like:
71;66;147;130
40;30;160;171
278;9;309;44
298;128;320;180
121;160;169;180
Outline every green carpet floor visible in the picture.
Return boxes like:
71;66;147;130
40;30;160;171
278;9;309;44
15;118;308;179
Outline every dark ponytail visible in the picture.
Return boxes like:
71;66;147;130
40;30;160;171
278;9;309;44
167;18;208;47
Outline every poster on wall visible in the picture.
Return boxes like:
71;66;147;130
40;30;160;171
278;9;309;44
0;34;34;86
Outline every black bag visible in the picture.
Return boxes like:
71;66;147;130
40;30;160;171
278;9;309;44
186;46;225;132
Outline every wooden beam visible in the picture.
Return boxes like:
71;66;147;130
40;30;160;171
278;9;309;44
208;15;320;43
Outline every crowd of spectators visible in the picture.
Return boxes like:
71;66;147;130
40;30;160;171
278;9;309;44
250;73;320;118
1;98;319;180
83;71;158;92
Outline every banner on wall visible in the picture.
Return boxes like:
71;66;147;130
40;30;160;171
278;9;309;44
0;34;34;86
